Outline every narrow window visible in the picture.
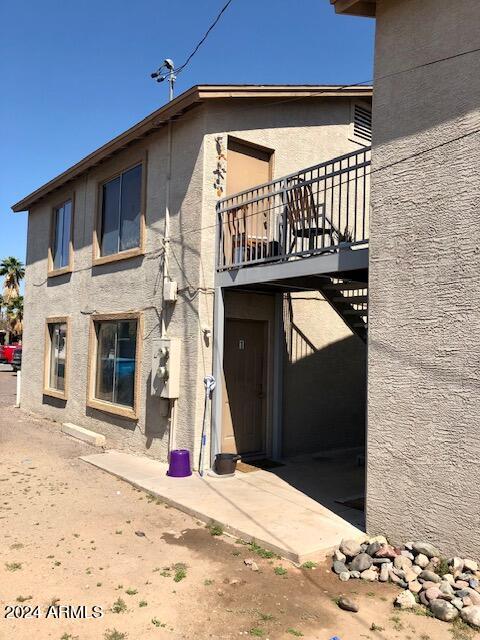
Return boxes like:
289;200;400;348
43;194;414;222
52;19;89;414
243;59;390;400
46;321;68;394
100;164;142;256
94;318;137;408
52;200;72;270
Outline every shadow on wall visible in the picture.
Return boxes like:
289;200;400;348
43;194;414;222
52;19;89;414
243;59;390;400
282;326;366;458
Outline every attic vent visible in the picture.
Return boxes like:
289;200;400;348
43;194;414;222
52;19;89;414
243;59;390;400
353;104;372;143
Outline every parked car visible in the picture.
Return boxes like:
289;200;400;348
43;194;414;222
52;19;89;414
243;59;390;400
0;344;19;366
12;346;22;372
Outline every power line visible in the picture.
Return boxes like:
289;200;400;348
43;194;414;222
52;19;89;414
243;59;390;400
256;45;480;111
29;123;479;291
175;0;234;76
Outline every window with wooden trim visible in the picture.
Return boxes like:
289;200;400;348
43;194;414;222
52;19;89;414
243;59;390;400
99;164;143;257
49;199;73;274
44;319;69;398
89;315;140;417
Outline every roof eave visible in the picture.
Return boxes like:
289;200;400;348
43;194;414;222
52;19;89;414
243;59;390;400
12;84;373;212
331;0;376;17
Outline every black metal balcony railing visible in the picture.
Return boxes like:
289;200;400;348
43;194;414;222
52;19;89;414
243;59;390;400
216;147;371;271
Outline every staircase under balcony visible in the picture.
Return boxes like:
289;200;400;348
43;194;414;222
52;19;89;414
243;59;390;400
215;147;371;341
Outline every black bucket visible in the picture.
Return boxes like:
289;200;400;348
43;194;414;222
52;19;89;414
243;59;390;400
214;453;241;475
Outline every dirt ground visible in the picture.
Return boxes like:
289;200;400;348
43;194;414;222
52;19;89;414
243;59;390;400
0;367;478;640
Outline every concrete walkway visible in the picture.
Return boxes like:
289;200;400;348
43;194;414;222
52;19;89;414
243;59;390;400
81;450;365;563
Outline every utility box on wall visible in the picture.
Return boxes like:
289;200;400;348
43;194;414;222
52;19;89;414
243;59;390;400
151;337;181;399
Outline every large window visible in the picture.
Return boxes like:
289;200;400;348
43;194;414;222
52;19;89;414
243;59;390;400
89;314;140;418
50;199;72;273
100;164;143;258
44;319;69;398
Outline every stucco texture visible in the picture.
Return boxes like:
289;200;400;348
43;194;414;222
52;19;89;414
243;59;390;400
21;95;370;465
367;0;480;557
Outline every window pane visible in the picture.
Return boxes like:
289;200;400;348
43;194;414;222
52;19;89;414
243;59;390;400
95;322;117;402
94;319;137;408
49;323;67;391
53;200;72;269
61;200;72;267
119;164;142;251
114;320;137;407
101;176;121;256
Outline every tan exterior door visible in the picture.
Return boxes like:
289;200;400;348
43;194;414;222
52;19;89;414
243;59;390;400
226;138;272;195
223;139;273;267
222;319;268;456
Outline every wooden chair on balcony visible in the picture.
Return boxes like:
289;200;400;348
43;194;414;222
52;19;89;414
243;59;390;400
285;180;334;253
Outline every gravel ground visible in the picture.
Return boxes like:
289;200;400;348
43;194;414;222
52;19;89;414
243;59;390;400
0;369;475;640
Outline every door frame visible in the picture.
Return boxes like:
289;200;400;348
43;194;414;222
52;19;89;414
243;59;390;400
211;287;284;465
223;317;268;458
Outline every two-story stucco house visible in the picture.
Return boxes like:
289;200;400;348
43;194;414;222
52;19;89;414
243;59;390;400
13;85;372;488
329;0;480;558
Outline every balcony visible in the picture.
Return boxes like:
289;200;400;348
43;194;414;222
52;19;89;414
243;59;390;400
216;147;371;277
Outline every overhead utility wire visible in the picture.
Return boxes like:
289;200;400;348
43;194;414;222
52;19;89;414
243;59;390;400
175;0;234;76
31;124;480;291
257;46;480;111
151;0;234;83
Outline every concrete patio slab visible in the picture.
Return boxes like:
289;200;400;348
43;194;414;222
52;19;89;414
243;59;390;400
81;450;365;563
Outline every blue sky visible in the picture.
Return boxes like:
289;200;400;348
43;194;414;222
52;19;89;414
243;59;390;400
1;0;374;264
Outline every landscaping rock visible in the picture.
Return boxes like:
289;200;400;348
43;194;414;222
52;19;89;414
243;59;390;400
394;556;413;571
350;553;373;572
450;557;464;574
456;581;470;590
368;535;388;546
430;599;459;622
451;598;464;610
333;560;349;575
361;568;378;581
389;570;408;589
339;539;362;558
401;550;414;561
414;553;429;569
372;558;392;565
443;573;455;585
350;570;361;579
408;580;422;594
333;549;346;563
439;581;455;598
419;570;441;583
379;563;390;582
465;589;480;606
413;542;440;559
395;590;416;609
339;571;350;582
412;565;422;575
419;591;430;607
366;541;382;557
337;596;359;613
464;559;479;573
375;544;398;559
461;605;480;628
425;587;442;601
403;568;418;583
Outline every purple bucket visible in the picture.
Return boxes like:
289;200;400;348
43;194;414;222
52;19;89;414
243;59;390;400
167;449;192;477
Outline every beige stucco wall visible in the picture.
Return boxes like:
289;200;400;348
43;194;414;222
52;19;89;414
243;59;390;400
283;292;366;457
22;95;370;465
367;0;480;556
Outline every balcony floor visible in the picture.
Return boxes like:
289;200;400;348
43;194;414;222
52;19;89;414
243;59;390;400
216;247;368;289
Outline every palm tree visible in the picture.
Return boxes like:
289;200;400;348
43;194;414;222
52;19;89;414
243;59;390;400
6;295;23;338
0;257;25;304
